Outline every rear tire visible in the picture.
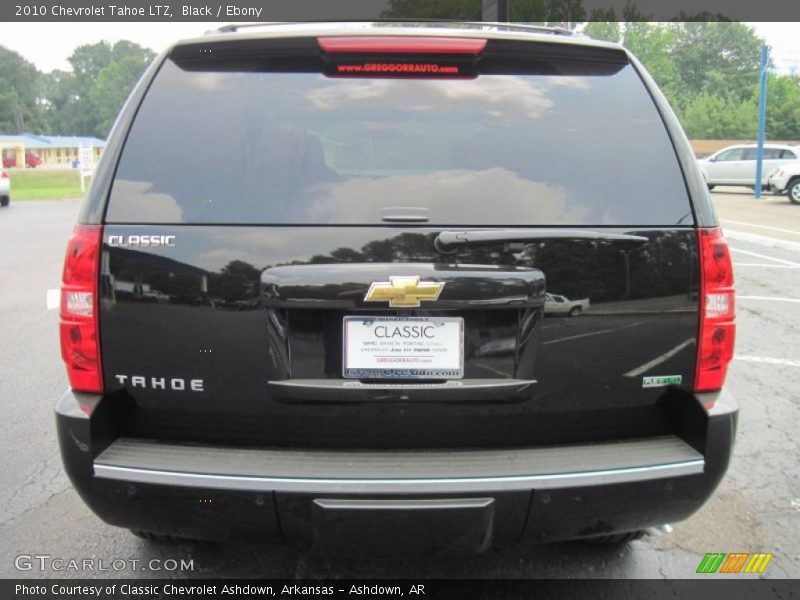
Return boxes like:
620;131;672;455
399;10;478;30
789;179;800;204
568;306;582;317
586;530;645;544
0;196;8;207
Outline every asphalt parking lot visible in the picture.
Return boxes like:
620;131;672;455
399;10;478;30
0;191;798;579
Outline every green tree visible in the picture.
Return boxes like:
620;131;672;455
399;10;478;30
622;23;680;101
509;0;585;24
95;41;154;136
381;0;585;24
381;0;481;19
668;21;762;104
47;42;115;134
583;11;619;42
0;46;47;133
68;42;113;93
45;40;154;137
615;21;766;138
43;67;96;135
680;92;757;139
764;74;800;140
90;48;153;136
621;0;649;22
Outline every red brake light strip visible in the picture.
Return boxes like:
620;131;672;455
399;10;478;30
318;36;487;55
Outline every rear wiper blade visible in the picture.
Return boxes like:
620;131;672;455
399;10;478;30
435;229;649;252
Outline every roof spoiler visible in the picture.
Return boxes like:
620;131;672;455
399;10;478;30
211;20;575;37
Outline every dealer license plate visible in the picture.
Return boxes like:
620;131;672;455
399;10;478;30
343;316;464;379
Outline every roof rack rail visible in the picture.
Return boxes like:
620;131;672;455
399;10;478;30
211;20;575;36
214;22;275;33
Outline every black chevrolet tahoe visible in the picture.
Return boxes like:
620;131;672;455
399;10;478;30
56;22;737;554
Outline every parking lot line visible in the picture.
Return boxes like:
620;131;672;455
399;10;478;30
735;355;800;368
724;230;800;254
720;219;800;237
737;295;800;304
730;247;800;267
733;263;800;269
46;289;60;310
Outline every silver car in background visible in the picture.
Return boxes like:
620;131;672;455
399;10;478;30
697;143;800;191
0;169;10;207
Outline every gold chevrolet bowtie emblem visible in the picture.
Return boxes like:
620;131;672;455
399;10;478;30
364;276;444;308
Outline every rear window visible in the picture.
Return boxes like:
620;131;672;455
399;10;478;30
106;39;692;226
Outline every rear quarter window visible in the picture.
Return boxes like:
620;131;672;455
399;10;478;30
716;148;745;162
106;39;693;226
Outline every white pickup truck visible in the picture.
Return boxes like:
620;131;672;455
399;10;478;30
544;293;590;316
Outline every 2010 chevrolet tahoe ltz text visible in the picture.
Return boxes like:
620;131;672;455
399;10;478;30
56;21;737;555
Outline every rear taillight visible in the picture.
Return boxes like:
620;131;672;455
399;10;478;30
1;170;8;178
60;224;103;392
694;227;735;393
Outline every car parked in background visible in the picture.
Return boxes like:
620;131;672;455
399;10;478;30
0;169;10;207
2;151;41;169
544;293;590;316
768;161;800;204
697;143;800;190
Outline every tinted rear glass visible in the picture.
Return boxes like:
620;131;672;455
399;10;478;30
106;42;692;226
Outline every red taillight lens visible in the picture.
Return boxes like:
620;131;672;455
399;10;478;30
695;228;735;393
1;171;8;179
318;36;487;55
60;224;104;392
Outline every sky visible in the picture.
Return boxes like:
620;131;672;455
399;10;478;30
0;22;798;74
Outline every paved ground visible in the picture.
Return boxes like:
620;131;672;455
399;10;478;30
0;194;798;579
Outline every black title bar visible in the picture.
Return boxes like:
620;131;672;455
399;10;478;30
3;0;800;22
3;579;800;600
